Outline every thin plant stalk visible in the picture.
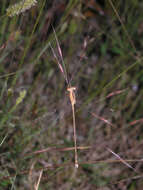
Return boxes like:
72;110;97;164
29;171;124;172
34;170;43;190
107;148;137;172
51;27;78;168
67;87;78;168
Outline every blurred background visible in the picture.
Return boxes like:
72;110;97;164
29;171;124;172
0;0;143;189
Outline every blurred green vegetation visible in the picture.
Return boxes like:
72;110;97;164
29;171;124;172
0;0;143;189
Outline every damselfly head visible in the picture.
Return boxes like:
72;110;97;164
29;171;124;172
67;87;76;92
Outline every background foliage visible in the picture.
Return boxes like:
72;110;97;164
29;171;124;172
0;0;143;189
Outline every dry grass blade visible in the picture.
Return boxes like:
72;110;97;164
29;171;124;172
129;118;143;126
107;147;137;172
1;159;143;182
111;174;143;185
106;89;127;98
28;161;36;185
50;43;67;82
34;170;43;190
52;25;69;84
91;112;114;127
0;134;8;146
29;146;90;155
94;88;128;104
0;72;18;79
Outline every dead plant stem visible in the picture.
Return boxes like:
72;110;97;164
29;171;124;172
67;87;78;168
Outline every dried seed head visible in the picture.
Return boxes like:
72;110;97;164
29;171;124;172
16;89;27;106
6;0;37;17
